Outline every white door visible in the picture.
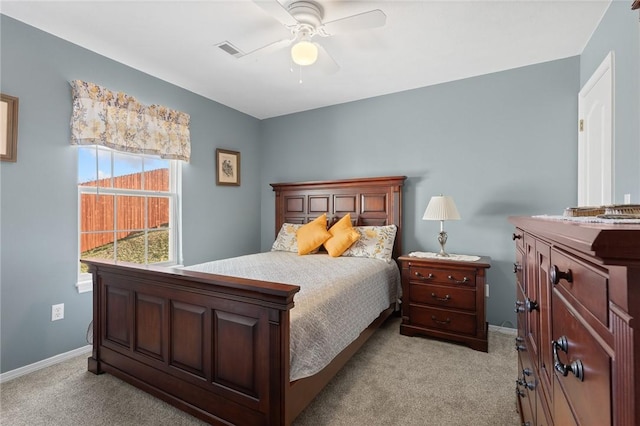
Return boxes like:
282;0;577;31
578;52;614;206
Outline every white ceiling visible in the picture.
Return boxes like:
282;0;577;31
1;0;611;119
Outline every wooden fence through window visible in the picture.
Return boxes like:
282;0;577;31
80;169;170;253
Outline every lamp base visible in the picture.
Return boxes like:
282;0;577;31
436;231;450;257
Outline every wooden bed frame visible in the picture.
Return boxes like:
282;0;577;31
84;175;406;425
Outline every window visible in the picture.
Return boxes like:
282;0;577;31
76;146;182;292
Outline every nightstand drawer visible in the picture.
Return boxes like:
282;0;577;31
409;305;477;336
409;283;476;311
408;264;477;288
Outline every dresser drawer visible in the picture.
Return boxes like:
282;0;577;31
550;250;608;326
408;264;476;288
553;376;578;426
409;283;476;311
409;305;477;336
552;290;611;426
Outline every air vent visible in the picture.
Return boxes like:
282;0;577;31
216;41;243;58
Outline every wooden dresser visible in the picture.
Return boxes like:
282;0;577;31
398;255;491;352
509;216;640;426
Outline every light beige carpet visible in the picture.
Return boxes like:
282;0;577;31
1;317;520;425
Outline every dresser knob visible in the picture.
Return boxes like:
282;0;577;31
512;233;522;241
514;300;525;313
520;378;535;390
552;336;584;382
519;370;535;390
515;386;525;398
513;263;522;273
516;344;526;352
550;265;573;285
525;298;539;313
515;336;524;343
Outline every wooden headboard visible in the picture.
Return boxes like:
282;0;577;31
270;176;406;259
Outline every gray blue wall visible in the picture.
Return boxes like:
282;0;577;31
580;1;640;203
2;2;639;373
258;1;639;329
259;57;580;328
0;15;261;373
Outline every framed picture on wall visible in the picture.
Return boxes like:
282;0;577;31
216;148;240;186
1;93;19;162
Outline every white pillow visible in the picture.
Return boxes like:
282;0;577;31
341;224;397;262
271;223;303;253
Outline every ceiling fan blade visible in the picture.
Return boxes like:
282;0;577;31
322;9;386;35
315;43;339;74
238;38;293;61
252;0;298;26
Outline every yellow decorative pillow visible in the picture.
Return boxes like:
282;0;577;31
324;214;361;257
296;214;331;255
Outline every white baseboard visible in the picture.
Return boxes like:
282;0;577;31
489;324;517;336
0;345;92;384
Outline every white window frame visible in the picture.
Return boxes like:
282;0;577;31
76;147;182;293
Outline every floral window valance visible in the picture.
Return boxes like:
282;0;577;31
70;80;190;162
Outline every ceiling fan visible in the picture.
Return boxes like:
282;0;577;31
241;0;387;73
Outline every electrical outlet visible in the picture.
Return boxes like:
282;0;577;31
624;194;631;204
485;284;489;298
52;303;64;321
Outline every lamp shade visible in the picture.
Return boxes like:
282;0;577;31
422;195;461;221
291;40;318;66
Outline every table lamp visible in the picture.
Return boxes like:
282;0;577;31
422;195;461;257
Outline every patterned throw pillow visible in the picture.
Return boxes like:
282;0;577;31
271;223;303;253
341;224;397;262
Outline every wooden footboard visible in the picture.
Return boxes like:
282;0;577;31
85;259;300;425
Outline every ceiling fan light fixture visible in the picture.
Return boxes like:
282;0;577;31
291;40;318;66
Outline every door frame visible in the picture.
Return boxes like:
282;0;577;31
578;51;614;206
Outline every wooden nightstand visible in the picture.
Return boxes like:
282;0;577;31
398;254;491;352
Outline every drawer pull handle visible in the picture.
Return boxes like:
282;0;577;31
431;293;450;302
512;233;522;241
514;300;525;313
513;262;522;273
520;369;535;390
515;386;525;398
517;375;535;390
447;275;469;284
525;298;539;313
550;265;573;285
552;336;584;382
414;272;434;280
515;336;524;343
515;344;526;352
431;315;451;325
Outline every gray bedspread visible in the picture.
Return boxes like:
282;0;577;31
183;251;401;381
